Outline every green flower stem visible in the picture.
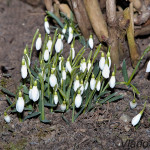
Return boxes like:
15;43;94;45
72;94;76;123
30;29;39;60
127;46;150;85
102;82;109;93
140;101;147;115
18;113;22;122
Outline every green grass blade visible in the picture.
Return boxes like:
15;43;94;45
0;87;15;97
23;112;41;121
122;60;129;82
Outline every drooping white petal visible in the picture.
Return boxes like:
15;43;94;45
32;86;39;102
59;60;62;71
44;49;49;61
67;32;73;44
108;57;111;69
130;101;137;109
55;35;63;53
96;80;101;91
49;74;57;88
88;62;92;72
44;21;50;34
73;80;80;92
99;57;105;70
29;88;33;100
80;84;84;95
21;65;28;79
102;64;110;79
47;39;52;52
69;26;72;33
109;76;116;88
75;94;82;108
4;115;11;123
88;37;94;49
71;47;75;60
62;70;66;80
16;97;25;113
60;103;66;111
90;78;96;90
146;60;150;72
81;62;86;72
66;61;72;73
131;113;142;126
54;95;58;105
36;35;42;51
61;27;67;40
84;82;89;90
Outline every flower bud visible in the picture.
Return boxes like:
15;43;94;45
88;34;94;49
66;58;72;73
36;34;42;51
55;34;63;53
99;52;105;70
49;70;57;88
60;101;66;111
102;60;110;79
47;37;52;52
109;71;116;88
73;75;80;92
44;47;49;62
44;17;50;34
75;90;82;108
54;92;58;105
90;74;96;90
16;91;25;113
130;99;137;109
32;81;40;102
146;60;150;72
21;59;28;79
4;113;11;123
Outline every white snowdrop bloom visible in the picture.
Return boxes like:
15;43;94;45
69;26;73;33
49;70;57;88
44;17;50;34
16;92;25;113
130;99;137;109
146;60;150;72
36;34;42;51
23;48;30;66
87;60;92;72
90;74;96;90
96;80;101;91
70;43;75;59
59;57;62;71
32;81;39;102
84;81;89;90
80;80;84;95
102;62;110;79
80;58;86;72
47;37;52;52
75;91;82;108
61;24;67;40
29;86;33;100
54;92;58;105
41;71;46;81
44;48;49;62
109;71;116;88
74;75;80;92
62;67;66;80
132;113;142;126
67;30;73;44
107;51;111;69
21;59;28;79
88;35;94;49
60;101;66;111
55;34;63;53
66;58;72;73
4;114;11;123
99;52;105;70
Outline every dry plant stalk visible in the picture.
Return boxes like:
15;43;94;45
84;0;109;41
71;0;91;39
106;0;119;68
124;4;140;67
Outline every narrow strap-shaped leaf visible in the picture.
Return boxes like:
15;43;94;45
6;95;13;105
0;87;15;97
122;60;129;82
44;103;57;107
41;119;51;123
95;91;111;101
74;107;84;121
62;115;70;125
101;95;123;104
58;88;67;100
23;112;41;121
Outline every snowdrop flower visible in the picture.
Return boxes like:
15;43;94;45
66;58;72;73
4;113;11;123
29;85;33;100
109;71;116;88
21;59;28;79
49;70;57;88
62;67;66;80
99;52;105;70
84;77;89;90
55;34;63;53
146;60;150;72
44;47;49;62
61;24;67;40
88;34;94;49
47;36;52;52
69;26;73;33
87;60;92;72
107;51;111;69
60;101;66;111
44;17;50;34
80;58;86;72
130;99;137;109
131;102;146;126
40;70;46;81
54;92;58;105
70;43;75;59
59;57;64;71
75;90;82;108
102;60;110;79
36;34;42;51
74;75;80;92
32;81;39;102
96;79;101;91
90;74;96;90
67;30;73;44
16;91;25;113
80;80;84;95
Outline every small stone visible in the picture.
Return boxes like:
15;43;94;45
120;114;131;123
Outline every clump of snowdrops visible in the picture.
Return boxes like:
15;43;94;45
3;16;123;123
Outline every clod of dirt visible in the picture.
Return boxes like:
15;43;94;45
119;113;131;123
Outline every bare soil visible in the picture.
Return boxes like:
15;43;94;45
0;0;150;150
